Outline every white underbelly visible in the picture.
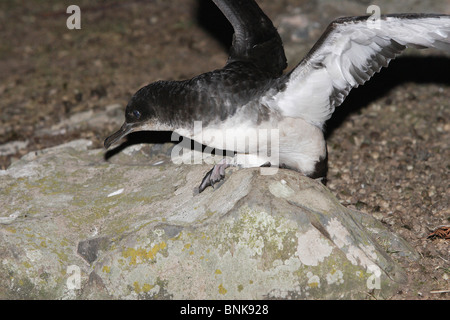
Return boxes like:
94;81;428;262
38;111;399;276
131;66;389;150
175;116;326;175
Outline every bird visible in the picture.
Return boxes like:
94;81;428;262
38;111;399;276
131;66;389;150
104;0;450;193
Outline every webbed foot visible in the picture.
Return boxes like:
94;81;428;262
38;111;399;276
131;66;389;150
198;161;231;193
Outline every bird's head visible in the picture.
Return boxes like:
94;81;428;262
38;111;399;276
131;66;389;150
104;83;170;149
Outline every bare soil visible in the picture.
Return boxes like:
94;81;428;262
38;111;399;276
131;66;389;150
1;0;448;299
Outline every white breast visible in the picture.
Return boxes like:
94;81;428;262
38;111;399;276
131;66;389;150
175;111;326;175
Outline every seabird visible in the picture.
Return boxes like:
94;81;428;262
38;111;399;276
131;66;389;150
105;0;450;193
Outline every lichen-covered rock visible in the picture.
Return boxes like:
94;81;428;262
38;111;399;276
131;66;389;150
0;139;417;299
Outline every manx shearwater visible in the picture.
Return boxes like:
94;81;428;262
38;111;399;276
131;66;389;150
105;0;450;193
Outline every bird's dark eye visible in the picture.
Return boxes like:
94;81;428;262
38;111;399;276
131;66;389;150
132;110;141;119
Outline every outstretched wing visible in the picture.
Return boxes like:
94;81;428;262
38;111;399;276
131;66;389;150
272;14;450;129
212;0;287;76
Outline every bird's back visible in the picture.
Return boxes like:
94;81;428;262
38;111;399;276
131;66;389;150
170;61;282;126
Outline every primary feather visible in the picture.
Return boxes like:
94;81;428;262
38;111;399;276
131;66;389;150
267;14;450;129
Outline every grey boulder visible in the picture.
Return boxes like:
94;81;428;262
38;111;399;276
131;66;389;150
0;139;417;299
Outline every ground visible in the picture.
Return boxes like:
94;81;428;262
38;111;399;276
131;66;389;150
1;0;449;299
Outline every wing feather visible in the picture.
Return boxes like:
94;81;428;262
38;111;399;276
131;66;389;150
212;0;287;76
269;14;450;128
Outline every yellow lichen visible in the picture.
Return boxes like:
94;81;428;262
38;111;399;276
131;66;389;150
123;241;167;265
5;227;16;234
133;281;141;293
147;241;167;260
218;284;227;295
142;283;154;292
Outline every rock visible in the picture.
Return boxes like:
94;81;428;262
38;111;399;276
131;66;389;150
0;139;418;299
35;104;124;137
0;140;29;157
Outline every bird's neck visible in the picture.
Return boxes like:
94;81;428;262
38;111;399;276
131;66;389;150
149;80;201;130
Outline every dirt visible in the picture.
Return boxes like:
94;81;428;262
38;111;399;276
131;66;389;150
1;0;448;299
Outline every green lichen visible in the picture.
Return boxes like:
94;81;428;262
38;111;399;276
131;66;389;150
218;207;298;264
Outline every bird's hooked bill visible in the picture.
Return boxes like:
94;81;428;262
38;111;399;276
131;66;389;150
104;122;134;149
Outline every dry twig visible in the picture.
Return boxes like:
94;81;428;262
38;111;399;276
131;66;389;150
427;225;450;240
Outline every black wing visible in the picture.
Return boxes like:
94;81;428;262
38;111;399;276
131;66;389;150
212;0;287;76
